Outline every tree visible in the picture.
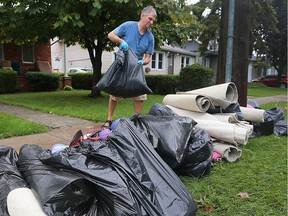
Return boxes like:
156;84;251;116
0;0;201;97
266;0;287;84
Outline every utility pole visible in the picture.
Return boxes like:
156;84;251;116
217;0;251;106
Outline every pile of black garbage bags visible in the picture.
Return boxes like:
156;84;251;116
0;104;216;216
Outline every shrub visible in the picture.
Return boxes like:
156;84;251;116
248;82;267;88
146;74;179;95
178;64;213;91
0;69;17;93
70;72;93;90
63;85;73;91
25;72;59;92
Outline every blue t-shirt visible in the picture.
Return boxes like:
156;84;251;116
113;21;155;59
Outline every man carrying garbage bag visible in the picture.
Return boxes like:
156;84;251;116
102;6;157;128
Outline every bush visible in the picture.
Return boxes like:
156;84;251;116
63;85;73;91
248;82;267;88
70;72;93;90
146;74;179;95
178;64;213;91
25;72;59;92
0;69;18;93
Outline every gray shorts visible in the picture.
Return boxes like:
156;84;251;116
110;94;147;102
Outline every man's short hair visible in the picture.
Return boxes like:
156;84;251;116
142;6;157;17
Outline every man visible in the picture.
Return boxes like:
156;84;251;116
103;6;157;128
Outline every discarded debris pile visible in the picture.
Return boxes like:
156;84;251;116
162;82;287;162
0;118;198;216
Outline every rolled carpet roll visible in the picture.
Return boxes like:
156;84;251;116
7;188;47;216
180;82;238;108
166;105;251;145
212;142;242;162
240;106;265;123
163;94;213;112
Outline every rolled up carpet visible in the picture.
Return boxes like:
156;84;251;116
179;82;238;109
212;142;242;162
211;113;240;123
240;106;265;123
7;188;47;216
163;94;213;112
166;105;252;145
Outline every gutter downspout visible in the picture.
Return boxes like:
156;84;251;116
63;42;68;77
225;0;235;82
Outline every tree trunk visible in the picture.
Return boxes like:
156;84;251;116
86;35;104;98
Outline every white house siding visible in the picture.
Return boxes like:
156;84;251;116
51;40;200;75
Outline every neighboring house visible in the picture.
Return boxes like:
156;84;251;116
0;42;52;75
51;38;277;83
248;55;278;82
50;39;207;75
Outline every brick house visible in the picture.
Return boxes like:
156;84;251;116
0;42;52;91
0;42;52;75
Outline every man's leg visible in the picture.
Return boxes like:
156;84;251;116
134;100;143;113
108;96;118;120
103;96;118;127
133;94;147;113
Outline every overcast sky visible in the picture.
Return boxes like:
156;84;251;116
186;0;199;4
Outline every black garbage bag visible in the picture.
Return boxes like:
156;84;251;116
95;48;152;97
264;107;285;123
148;103;175;117
0;146;28;216
132;115;196;169
17;144;96;216
251;120;274;137
264;107;286;137
175;128;213;178
251;107;285;138
222;102;244;121
41;118;197;216
274;120;288;136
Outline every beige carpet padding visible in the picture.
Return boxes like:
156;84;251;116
213;141;242;162
166;105;252;145
163;94;213;112
177;82;238;109
240;106;265;123
7;188;47;216
211;113;240;123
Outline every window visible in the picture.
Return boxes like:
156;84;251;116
0;44;3;60
203;57;210;67
181;56;191;68
22;43;34;63
152;52;163;70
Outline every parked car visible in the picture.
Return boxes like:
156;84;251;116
67;68;92;73
251;75;288;88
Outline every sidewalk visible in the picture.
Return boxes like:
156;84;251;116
0;103;102;152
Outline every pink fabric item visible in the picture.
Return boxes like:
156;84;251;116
246;104;254;108
212;151;222;161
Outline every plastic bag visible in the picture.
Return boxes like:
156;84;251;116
0;146;28;216
95;49;152;97
41;118;197;216
274;120;288;136
132;115;196;168
17;144;96;216
264;107;285;123
148;103;175;116
175;128;213;178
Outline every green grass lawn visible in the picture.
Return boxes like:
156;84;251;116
0;112;48;138
0;86;287;215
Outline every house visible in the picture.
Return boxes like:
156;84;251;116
0;42;52;75
51;39;278;84
0;42;53;91
50;39;209;76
